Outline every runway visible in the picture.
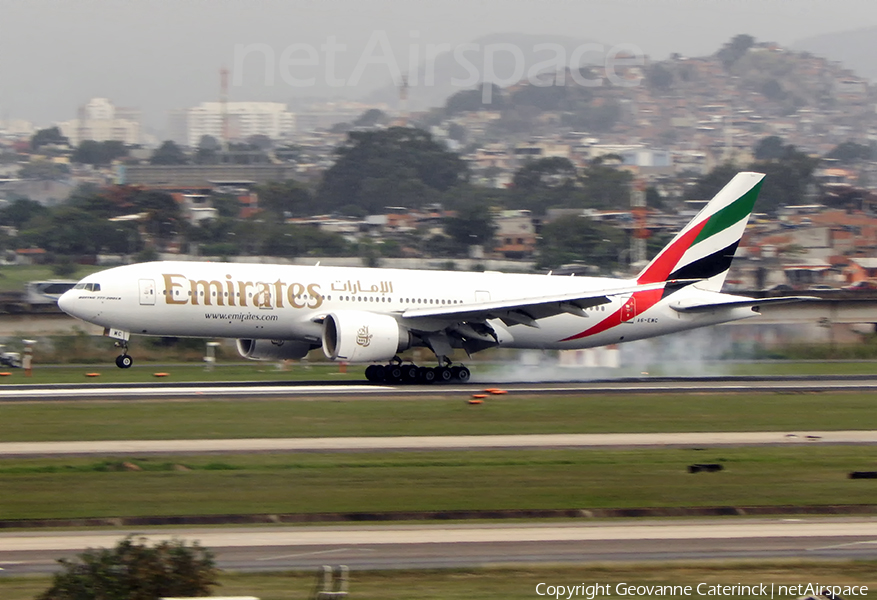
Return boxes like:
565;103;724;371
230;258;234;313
3;430;877;457
5;374;877;401
3;518;877;573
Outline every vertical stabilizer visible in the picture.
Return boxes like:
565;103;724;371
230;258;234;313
636;171;764;292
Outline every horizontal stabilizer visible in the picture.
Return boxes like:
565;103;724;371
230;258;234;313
670;296;819;313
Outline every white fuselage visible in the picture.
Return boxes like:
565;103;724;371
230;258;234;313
58;261;757;356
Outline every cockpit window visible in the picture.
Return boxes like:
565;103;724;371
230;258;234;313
74;283;101;292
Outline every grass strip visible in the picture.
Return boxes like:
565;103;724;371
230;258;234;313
0;363;364;384
1;392;876;442
3;561;877;600
2;447;877;520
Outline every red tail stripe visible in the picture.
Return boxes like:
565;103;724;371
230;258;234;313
637;219;707;284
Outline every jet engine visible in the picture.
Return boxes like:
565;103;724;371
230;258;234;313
236;338;313;361
321;310;412;362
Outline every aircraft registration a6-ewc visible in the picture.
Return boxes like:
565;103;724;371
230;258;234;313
58;172;804;384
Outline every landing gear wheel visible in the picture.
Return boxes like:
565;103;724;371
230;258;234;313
386;365;403;382
115;355;133;369
452;366;470;382
419;366;436;383
401;364;419;383
435;366;453;383
365;365;382;382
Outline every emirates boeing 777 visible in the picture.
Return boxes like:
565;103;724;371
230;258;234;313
58;172;802;383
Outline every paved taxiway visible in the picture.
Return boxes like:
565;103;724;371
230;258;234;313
3;430;877;457
3;519;877;573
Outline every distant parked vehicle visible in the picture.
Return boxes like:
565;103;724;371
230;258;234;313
24;280;77;305
0;347;21;368
844;280;877;291
807;284;836;291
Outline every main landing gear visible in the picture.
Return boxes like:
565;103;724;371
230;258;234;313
364;357;470;384
114;340;133;369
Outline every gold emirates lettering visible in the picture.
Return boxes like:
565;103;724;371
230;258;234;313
162;274;323;309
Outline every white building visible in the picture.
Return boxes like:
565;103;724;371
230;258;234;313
183;102;296;147
58;98;141;146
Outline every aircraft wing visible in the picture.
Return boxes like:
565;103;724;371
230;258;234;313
400;280;692;328
669;296;819;313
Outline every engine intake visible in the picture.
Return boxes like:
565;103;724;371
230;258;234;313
236;338;313;361
322;311;410;362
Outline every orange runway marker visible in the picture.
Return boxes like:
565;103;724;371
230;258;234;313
468;399;484;404
0;372;11;377
85;373;101;377
489;389;508;395
471;394;488;399
153;372;170;377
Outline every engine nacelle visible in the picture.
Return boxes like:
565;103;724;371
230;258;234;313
321;310;410;362
236;338;312;361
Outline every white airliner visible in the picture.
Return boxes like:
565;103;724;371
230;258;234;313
58;172;803;383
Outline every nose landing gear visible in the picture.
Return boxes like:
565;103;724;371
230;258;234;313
114;340;133;369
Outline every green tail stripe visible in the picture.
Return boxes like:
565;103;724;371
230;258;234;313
692;180;763;246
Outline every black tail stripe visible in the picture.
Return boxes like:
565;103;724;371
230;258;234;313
667;241;740;283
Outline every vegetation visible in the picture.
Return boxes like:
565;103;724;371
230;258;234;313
30;126;69;151
317;127;469;213
2;391;877;442
71;140;128;166
536;215;626;270
37;536;218;600
3;446;877;520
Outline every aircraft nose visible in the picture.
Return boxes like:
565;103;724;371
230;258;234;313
57;289;76;316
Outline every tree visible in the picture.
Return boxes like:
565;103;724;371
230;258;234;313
257;180;317;217
579;161;634;209
246;134;273;151
31;126;69;150
353;108;388;128
513;157;577;192
444;84;502;114
318;127;469;214
72;140;129;166
38;536;218;600
537;216;626;271
150;140;189;165
194;135;221;165
130;190;182;240
717;34;755;69
645;62;674;90
754;136;786;160
0;198;47;227
444;202;496;247
826;141;872;163
686;163;740;200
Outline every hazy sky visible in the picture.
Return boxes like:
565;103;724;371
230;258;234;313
3;0;877;132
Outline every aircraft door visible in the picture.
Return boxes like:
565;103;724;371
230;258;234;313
139;279;156;305
475;290;491;303
621;296;636;323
